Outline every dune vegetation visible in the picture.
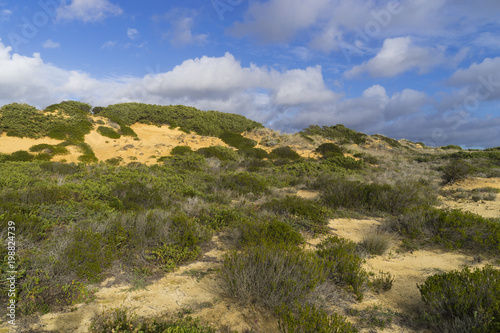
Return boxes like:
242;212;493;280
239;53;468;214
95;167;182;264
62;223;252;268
0;101;499;332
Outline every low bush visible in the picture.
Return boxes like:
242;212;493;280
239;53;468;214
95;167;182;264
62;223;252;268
220;172;268;195
418;265;500;332
321;156;364;170
238;147;268;160
277;302;358;333
369;271;394;293
440;159;471;185
315;143;344;158
218;243;324;309
197;146;238;161
218;131;256;149
302;124;367;144
146;243;200;272
161;152;207;171
89;308;216;333
29;144;69;155
171;145;193;156
237;219;304;248
386;208;500;253
97;126;121;139
262;195;329;233
270;146;301;160
316;236;368;300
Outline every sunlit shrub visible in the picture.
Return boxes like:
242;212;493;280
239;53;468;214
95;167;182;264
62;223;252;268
97;126;121;139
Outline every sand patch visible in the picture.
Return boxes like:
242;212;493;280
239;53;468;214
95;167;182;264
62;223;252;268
0;133;63;154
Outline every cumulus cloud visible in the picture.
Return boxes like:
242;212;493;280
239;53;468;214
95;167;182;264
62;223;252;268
168;16;208;46
57;0;123;22
344;37;447;78
43;39;60;49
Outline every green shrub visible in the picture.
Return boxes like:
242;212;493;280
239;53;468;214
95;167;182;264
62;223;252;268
316;236;368;300
218;131;256;149
262;196;328;233
61;228;113;283
171;145;193;156
161;152;207;171
238;147;269;160
89;308;216;333
302;124;367;144
315;143;344;158
220;172;268;195
218;243;324;309
97;126;121;139
105;157;123;166
29;144;69;155
270;146;301;160
418;266;500;332
197;205;243;231
237;219;304;248
146;243;200;272
441;159;471;184
197;146;238;161
321;156;363;170
6;150;34;162
441;144;463;150
386;208;500;253
369;271;394;293
277;302;358;333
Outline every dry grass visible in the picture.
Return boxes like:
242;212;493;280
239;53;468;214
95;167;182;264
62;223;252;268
358;231;393;256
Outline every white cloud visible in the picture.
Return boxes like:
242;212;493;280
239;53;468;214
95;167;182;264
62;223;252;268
127;28;139;40
0;8;12;21
344;37;446;78
57;0;123;22
100;41;116;49
43;39;60;49
166;15;208;47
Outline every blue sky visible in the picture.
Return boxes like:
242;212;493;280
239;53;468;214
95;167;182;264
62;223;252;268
0;0;499;147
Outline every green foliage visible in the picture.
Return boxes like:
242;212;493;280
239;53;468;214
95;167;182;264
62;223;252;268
418;266;500;332
77;142;98;163
441;144;463;150
97;126;121;139
315;143;344;158
441;159;471;184
218;243;324;309
237;219;305;248
238;147;269;160
147;243;200;272
320;178;436;215
277;303;358;333
89;308;217;333
105;157;123;166
97;103;263;136
321;156;364;170
171;145;193;156
270;146;302;160
218;131;256;149
316;236;368;300
369;271;394;293
262;195;329;233
161;152;207;171
373;134;402;148
302;124;367;144
220;172;268;194
61;227;113;283
1;150;34;162
386;208;500;253
347;304;394;330
29;143;69;155
196;146;238;161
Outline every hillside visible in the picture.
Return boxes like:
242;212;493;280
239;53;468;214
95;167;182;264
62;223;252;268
0;102;499;333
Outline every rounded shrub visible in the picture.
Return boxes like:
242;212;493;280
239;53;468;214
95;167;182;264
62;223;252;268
97;126;121;139
441;159;471;185
315;143;344;158
418;265;500;332
197;145;238;161
218;243;325;309
220;172;268;195
170;145;193;156
270;146;301;160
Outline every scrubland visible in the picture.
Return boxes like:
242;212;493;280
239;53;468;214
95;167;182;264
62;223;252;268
0;102;499;332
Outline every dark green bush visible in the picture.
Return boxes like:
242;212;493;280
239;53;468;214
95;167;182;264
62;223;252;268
418;266;500;332
220;172;268;195
277;303;358;333
6;150;34;162
61;228;113;283
441;144;463;150
171;145;193;156
441;159;471;184
316;236;368;300
321;156;363;170
218;243;324;309
218;131;256;149
197;146;238;161
386;208;500;253
237;219;304;248
262;195;328;233
302;124;367;144
146;243;200;272
238;147;269;160
161;152;207;171
29;144;69;155
97;126;121;139
270;146;301;160
315;143;344;158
